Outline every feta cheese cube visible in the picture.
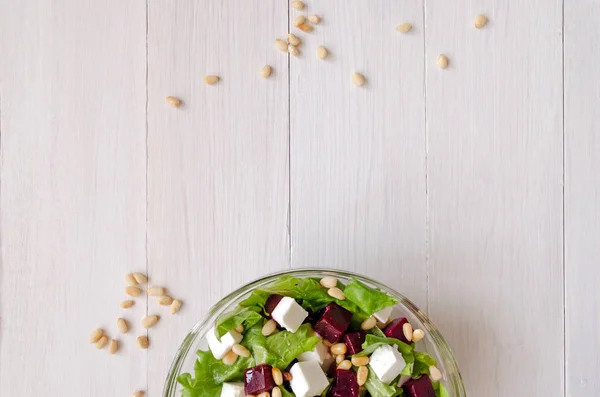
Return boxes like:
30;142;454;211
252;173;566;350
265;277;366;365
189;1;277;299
373;306;393;323
289;361;330;397
206;327;243;359
220;382;245;397
297;342;333;369
271;296;308;333
369;344;406;384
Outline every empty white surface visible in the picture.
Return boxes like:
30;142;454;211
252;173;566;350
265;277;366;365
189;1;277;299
0;0;597;396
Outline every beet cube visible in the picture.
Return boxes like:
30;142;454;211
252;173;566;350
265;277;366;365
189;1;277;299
383;317;410;344
314;303;352;343
341;331;366;355
328;369;359;397
244;364;275;395
402;376;436;397
264;294;284;316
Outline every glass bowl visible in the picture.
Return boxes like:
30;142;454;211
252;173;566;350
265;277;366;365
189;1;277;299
163;268;466;397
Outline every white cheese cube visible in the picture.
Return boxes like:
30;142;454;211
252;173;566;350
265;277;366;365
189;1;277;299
373;307;393;323
206;327;243;359
369;344;406;384
220;382;245;397
289;361;330;397
271;296;308;333
297;342;333;369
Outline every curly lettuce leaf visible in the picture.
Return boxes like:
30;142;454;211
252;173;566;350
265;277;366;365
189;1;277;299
364;369;404;397
433;381;450;397
357;335;414;359
412;351;437;377
215;306;263;338
343;279;399;316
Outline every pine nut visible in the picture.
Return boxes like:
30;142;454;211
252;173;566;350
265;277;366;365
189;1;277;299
96;335;108;349
352;73;366;87
316;46;328;59
287;33;301;46
429;365;442;381
222;350;238;365
283;371;292;381
402;322;414;342
147;287;166;296
351;356;370;367
203;75;220;85
361;317;377;330
412;328;425;343
117;318;129;334
275;39;288;52
133;272;148;284
131;392;145;397
436;55;449;69
142;315;160;329
272;367;283;385
125;273;138;286
262;319;277;336
125;286;142;297
338;360;352;370
291;1;304;10
137;335;149;349
232;343;251;357
235;324;244;333
320;276;338;288
90;328;103;343
293;15;305;27
272;387;282;397
328;287;345;300
474;14;488;29
330;343;347;355
308;15;321;24
335;354;345;364
357;366;368;386
257;392;270;397
121;300;135;309
396;23;412;33
323;340;333;347
158;295;173;306
171;299;183;314
288;44;299;56
108;339;119;355
260;65;272;78
298;24;313;32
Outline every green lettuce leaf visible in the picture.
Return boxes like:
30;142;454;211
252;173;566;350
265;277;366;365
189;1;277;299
343;279;399;316
412;351;437;376
357;335;414;359
433;381;450;397
364;368;404;397
215;306;263;337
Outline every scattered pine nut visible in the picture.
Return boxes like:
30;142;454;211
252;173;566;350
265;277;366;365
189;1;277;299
396;23;412;33
232;343;251;357
287;33;301;46
275;39;288;52
291;0;305;10
330;343;347;355
338;360;352;370
171;299;183;314
335;354;345;364
147;287;166;296
320;276;337;288
474;14;488;29
222;350;238;365
351;356;370;367
272;367;283;385
412;328;425;343
436;55;449;69
96;335;109;349
125;273;138;286
142;315;160;329
283;371;293;381
272;386;282;397
288;44;299;57
308;15;321;24
260;65;272;78
352;73;366;87
158;295;174;306
166;96;181;107
90;328;104;344
357;366;369;386
316;46;328;59
429;365;442;381
361;317;377;330
298;24;313;32
293;15;306;27
125;286;142;297
133;272;148;284
328;287;345;300
235;324;244;333
131;392;145;397
108;339;119;355
203;75;220;85
402;322;414;342
121;300;135;309
262;319;277;336
137;335;149;349
117;318;129;334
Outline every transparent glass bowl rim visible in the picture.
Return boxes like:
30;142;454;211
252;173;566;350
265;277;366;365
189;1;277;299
163;268;466;397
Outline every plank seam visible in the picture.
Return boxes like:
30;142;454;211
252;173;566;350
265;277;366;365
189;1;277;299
422;0;430;315
561;0;566;395
144;0;150;393
287;0;292;269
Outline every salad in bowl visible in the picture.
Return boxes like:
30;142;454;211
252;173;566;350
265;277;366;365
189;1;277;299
164;269;465;397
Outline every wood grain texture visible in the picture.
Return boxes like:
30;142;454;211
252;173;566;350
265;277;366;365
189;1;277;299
565;1;600;395
289;1;428;307
0;0;147;396
426;1;564;396
146;0;290;393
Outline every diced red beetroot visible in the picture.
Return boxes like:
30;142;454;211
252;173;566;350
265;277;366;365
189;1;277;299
328;369;359;397
384;317;410;344
244;364;275;395
264;294;284;316
341;331;366;355
314;303;352;343
326;359;337;378
305;309;323;325
402;376;436;397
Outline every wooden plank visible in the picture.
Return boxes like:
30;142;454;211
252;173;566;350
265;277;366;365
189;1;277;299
0;0;147;396
289;1;428;307
565;1;600;395
146;0;289;393
426;1;564;395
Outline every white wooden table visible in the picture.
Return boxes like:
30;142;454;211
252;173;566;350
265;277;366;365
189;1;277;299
1;1;598;396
